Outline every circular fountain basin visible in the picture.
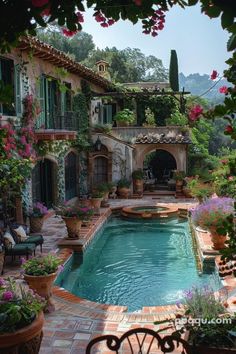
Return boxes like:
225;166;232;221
121;205;179;219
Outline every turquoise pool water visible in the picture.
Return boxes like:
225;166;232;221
56;217;219;311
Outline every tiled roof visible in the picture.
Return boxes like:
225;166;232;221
17;36;115;91
134;132;191;144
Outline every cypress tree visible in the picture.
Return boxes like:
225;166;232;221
169;49;179;92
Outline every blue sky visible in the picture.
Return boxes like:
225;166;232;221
82;4;229;76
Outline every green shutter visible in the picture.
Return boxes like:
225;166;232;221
35;76;46;129
107;105;113;124
14;65;22;116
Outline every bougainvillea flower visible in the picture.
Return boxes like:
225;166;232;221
108;19;115;26
188;105;203;121
31;0;49;7
210;70;218;80
101;22;109;27
228;176;234;181
77;12;84;23
95;13;105;23
2;291;14;301
62;28;77;37
219;86;228;94
225;125;233;133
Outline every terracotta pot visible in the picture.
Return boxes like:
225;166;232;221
0;312;44;354
176;180;184;187
90;198;103;209
29;216;44;233
182;187;192;198
116;121;129;127
133;179;144;195
117;187;130;199
24;273;57;313
208;226;227;250
62;216;82;239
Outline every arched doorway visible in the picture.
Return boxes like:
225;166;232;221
32;158;57;207
65;152;77;200
144;149;177;187
93;156;108;187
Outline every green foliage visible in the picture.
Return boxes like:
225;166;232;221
132;169;144;180
92;123;112;133
114;109;135;123
169;50;179;91
0;80;14;105
0;277;45;333
166;111;188;126
37;29;95;62
213;154;236;198
22;254;61;276
143;108;156;126
173;170;185;181
187;178;213;199
117;178;131;188
0;159;32;194
82;47;168;83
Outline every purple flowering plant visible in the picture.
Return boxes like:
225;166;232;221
56;202;94;220
28;202;48;217
21;252;63;276
191;197;234;232
0;277;45;333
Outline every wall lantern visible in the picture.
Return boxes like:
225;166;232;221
94;136;102;151
95;104;100;114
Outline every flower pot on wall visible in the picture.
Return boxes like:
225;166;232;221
24;273;57;313
90;198;103;209
117;187;130;199
208;226;227;250
29;216;44;233
0;312;44;354
62;216;82;239
133;179;144;195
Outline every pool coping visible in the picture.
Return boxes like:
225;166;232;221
54;203;234;316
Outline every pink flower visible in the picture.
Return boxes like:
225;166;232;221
225;125;233;134
94;13;105;23
108;19;115;26
20;136;27;144
228;176;234;181
0;278;5;286
57;265;64;273
219;86;228;94
210;70;218;80
31;0;49;7
188;105;204;121
152;31;158;37
62;28;77;37
76;12;84;23
143;29;151;34
2;291;14;301
101;22;109;28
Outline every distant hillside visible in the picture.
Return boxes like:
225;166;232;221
179;72;230;104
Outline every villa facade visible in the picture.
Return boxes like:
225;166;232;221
0;37;190;217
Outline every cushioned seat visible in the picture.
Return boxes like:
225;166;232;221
6;243;36;256
22;234;44;252
9;224;44;253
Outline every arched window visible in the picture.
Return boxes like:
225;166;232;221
99;64;104;72
65;152;77;200
93;156;108;186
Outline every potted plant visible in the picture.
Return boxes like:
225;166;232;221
114;109;135;127
155;286;236;354
188;178;213;203
90;191;104;210
132;169;145;195
0;277;45;354
117;178;131;199
56;203;83;239
96;183;110;201
191;197;234;250
28;202;48;233
78;207;94;227
22;252;62;313
173;170;186;187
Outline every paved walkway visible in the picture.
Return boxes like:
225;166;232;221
4;196;227;353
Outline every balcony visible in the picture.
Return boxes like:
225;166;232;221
110;126;191;145
35;111;78;141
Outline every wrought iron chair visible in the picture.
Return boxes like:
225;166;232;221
86;327;192;354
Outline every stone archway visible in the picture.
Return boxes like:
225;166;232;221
133;144;187;172
147;149;177;183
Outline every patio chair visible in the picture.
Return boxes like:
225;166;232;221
0;229;36;274
9;223;44;253
86;327;192;354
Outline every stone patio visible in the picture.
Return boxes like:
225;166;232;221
3;196;234;353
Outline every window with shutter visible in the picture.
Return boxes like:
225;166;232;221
0;57;15;116
14;64;22;116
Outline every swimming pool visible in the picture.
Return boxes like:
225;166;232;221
56;217;219;311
